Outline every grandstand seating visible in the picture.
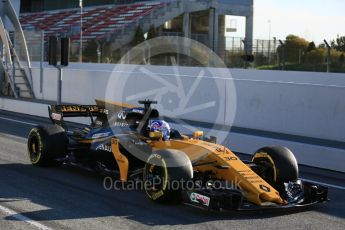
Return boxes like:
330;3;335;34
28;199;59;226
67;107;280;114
19;1;165;45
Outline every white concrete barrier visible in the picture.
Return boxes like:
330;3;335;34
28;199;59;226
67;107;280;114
30;63;345;142
0;97;48;117
231;69;345;143
0;97;90;124
227;132;345;173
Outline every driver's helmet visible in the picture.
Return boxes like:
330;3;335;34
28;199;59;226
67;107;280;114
149;120;171;140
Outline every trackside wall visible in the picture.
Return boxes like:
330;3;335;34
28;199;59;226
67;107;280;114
1;63;344;172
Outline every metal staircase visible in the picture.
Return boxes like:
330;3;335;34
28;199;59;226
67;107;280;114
0;0;35;99
7;32;34;98
0;60;17;98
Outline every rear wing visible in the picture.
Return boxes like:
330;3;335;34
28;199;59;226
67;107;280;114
48;105;108;126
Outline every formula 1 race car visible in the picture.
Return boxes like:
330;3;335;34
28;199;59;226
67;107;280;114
27;99;328;211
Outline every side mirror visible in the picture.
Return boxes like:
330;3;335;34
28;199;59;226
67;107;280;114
193;131;204;139
149;131;163;139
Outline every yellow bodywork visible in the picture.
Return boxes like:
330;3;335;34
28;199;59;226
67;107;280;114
110;136;284;206
149;139;284;206
99;99;284;206
111;138;129;182
150;139;284;205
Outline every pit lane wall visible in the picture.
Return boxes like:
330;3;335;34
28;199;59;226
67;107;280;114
1;62;345;172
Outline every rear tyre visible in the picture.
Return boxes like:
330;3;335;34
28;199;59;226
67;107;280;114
27;124;68;167
143;149;193;204
252;146;299;192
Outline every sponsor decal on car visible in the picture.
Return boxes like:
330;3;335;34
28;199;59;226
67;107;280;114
112;121;129;127
96;144;112;152
117;111;127;120
51;112;62;121
95;120;103;126
132;109;144;114
61;105;99;112
190;192;211;206
260;184;271;192
92;132;111;139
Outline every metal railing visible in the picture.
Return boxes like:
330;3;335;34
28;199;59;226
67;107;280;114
23;28;345;73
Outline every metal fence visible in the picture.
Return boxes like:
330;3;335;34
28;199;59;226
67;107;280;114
22;29;345;73
20;30;45;62
219;37;279;68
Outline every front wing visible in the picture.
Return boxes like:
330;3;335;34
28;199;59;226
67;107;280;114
182;180;328;211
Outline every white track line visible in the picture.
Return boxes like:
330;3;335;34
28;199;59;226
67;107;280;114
302;178;345;190
0;204;52;230
0;116;38;126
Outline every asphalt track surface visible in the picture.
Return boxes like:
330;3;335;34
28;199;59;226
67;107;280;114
0;110;344;230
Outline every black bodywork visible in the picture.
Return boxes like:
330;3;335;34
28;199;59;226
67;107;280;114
48;102;158;176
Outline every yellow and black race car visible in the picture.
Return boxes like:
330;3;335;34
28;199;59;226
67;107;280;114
27;100;328;211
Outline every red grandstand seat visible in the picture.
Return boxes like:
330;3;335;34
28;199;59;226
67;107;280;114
20;1;165;45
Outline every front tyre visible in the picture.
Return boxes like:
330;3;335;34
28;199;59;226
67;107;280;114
252;146;299;192
27;124;68;166
143;149;193;204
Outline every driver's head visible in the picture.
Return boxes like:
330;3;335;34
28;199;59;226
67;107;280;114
149;120;171;140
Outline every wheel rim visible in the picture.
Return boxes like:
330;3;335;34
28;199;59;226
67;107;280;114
144;159;168;200
253;152;277;185
259;160;275;183
145;164;165;193
29;135;41;163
